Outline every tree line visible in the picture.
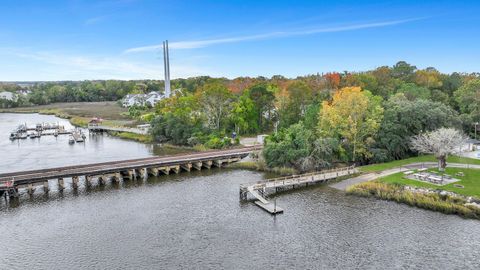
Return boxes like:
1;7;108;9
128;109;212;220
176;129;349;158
148;61;479;171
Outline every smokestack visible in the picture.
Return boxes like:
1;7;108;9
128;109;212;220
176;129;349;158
163;40;171;98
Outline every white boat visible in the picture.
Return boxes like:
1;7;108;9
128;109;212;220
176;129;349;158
68;135;75;145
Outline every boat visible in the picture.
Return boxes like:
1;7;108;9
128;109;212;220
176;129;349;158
19;133;28;139
9;133;16;140
68;135;75;145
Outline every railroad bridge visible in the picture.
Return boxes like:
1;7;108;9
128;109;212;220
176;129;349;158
0;146;261;198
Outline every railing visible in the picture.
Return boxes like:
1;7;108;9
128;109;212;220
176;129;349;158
241;165;356;189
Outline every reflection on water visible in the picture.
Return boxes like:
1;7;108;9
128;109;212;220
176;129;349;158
1;113;480;269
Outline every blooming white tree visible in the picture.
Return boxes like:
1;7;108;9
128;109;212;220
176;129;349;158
410;128;468;171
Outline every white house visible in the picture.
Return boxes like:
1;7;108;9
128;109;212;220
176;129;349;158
16;89;31;96
122;91;164;107
145;91;164;107
0;91;17;102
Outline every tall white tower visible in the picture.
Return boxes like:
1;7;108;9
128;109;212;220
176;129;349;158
162;40;171;98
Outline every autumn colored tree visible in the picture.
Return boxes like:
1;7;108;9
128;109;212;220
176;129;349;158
318;87;384;162
324;72;341;89
414;68;443;89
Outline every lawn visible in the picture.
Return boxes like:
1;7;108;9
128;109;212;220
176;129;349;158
0;102;148;128
378;167;480;198
360;155;480;172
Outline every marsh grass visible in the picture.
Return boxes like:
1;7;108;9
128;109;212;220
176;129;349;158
347;181;480;219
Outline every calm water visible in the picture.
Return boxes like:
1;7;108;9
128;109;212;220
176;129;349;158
0;113;187;173
1;113;480;269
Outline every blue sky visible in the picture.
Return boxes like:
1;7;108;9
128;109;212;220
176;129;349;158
1;0;479;81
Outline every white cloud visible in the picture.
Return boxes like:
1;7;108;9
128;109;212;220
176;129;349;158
124;18;425;53
3;49;211;80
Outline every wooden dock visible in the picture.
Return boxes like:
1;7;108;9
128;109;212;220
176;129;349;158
240;166;357;214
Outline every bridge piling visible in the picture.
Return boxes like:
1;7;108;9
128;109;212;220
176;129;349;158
171;165;180;174
181;163;192;172
72;176;79;189
203;161;213;169
58;178;65;190
43;181;49;193
27;184;35;195
192;162;202;171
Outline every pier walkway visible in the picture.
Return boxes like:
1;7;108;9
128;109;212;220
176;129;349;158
240;166;358;214
0;146;261;198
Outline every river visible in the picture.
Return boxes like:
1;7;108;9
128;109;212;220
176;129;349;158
1;113;479;269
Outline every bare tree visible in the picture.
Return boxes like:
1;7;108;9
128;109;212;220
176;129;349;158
410;128;468;171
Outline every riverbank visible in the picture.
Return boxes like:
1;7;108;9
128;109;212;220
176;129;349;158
0;102;156;143
347;181;480;220
344;163;480;219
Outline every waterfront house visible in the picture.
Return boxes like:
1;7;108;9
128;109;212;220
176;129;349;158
0;91;17;101
122;91;164;107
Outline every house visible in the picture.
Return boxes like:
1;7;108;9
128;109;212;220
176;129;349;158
122;91;164;107
145;91;164;107
16;89;31;96
0;91;17;102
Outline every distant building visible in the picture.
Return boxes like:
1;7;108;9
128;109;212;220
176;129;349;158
16;89;31;96
144;91;163;107
0;91;17;102
122;91;164;107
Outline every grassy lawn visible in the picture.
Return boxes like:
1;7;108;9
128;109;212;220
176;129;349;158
0;102;148;128
360;155;480;172
378;167;480;198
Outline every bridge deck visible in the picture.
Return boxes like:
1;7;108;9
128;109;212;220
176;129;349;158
0;146;261;190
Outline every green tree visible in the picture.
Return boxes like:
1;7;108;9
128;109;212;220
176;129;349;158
197;82;234;130
374;94;461;160
396;83;431;101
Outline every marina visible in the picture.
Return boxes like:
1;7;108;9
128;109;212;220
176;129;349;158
9;122;73;141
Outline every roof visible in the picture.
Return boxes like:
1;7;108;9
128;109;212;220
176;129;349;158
466;138;480;144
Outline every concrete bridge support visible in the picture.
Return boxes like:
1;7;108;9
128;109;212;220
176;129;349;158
181;163;192;172
98;176;106;185
192;162;202;171
171;165;180;174
58;178;65;190
85;175;93;187
27;184;35;195
140;168;148;180
112;172;122;183
72;176;79;189
149;168;160;177
213;159;224;168
203;160;213;169
43;181;49;193
159;166;170;175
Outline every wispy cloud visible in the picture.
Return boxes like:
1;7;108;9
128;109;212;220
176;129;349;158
84;15;107;26
124;18;425;53
2;49;210;80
